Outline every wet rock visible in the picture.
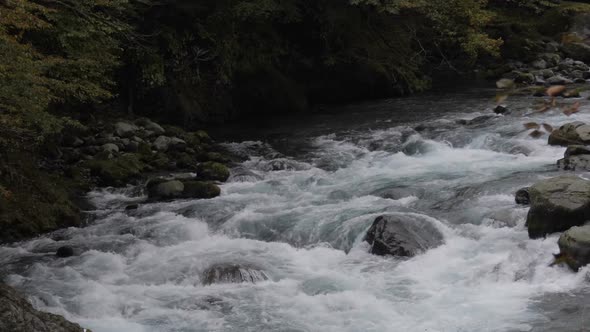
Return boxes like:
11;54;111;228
548;122;590;146
147;179;184;200
515;187;530;205
565;145;590;158
228;167;263;182
153;136;171;152
125;204;139;210
56;246;75;258
540;69;555;79
0;283;86;332
511;71;535;84
372;186;425;200
558;154;590;171
493;105;510;115
364;214;444;257
181;181;220;199
557;225;590;271
114;121;139;138
202;264;269;285
526;175;590;239
197;162;230;182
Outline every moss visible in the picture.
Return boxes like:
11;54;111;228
182;181;221;199
84;153;146;186
0;151;84;243
197;161;230;182
174;152;197;169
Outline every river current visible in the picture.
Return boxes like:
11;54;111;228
1;87;590;331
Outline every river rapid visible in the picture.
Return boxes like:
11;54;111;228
2;87;590;332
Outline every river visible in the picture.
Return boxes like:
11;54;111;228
1;86;590;332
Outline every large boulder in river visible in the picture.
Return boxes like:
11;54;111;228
147;179;184;200
202;264;269;285
558;145;590;171
147;178;220;200
548;122;590;147
557;225;590;271
364;214;444;257
526;175;590;239
197;162;230;182
0;283;86;332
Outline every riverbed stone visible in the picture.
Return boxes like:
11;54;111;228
202;264;269;285
101;143;119;153
548;122;590;146
515;187;530;205
526;175;590;239
557;225;590;271
147;179;184;200
0;283;86;332
56;246;75;258
197;162;230;182
181;181;221;199
562;42;590;63
364;214;444;257
114;121;139;138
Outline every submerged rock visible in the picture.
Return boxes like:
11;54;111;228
0;283;86;332
147;178;220;200
515;187;530;205
526;175;590;239
557;225;590;271
202;264;269;285
493;105;510;115
364;214;444;257
548;122;590;147
56;246;75;258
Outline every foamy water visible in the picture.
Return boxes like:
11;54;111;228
2;90;590;331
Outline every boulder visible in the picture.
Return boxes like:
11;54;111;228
136;118;165;135
114;122;139;138
0;283;85;332
493;105;510;115
558;155;590;171
515;187;530;205
526;175;590;239
562;42;590;63
101;143;119;153
532;59;547;70
153;136;187;152
539;53;561;66
56;246;75;258
202;264;269;285
147;180;184;200
181;181;221;199
197;162;230;182
557;225;590;271
548;122;590;146
364;214;444;257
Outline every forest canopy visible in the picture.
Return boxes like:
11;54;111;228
0;0;578;132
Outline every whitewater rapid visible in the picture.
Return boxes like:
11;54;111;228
2;89;590;331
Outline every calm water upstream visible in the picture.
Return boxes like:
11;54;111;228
2;87;590;332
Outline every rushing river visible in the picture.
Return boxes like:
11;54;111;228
2;87;590;332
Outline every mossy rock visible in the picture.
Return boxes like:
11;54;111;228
182;181;220;199
197;161;230;182
174;152;197;169
84;154;146;187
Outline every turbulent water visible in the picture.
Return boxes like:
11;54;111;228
2;87;590;332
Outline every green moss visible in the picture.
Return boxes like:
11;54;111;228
84;153;146;186
197;161;230;182
182;181;221;199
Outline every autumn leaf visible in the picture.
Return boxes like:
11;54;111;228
542;123;554;133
